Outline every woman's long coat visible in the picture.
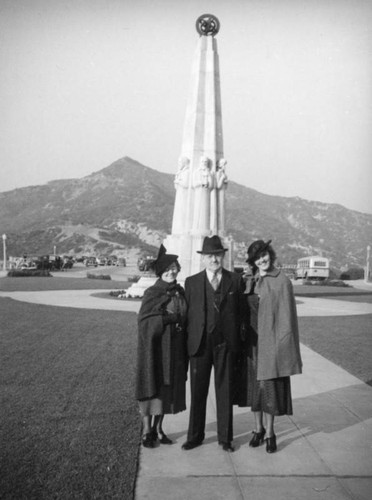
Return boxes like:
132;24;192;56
256;268;302;381
135;279;187;402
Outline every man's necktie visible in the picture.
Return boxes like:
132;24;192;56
211;272;219;291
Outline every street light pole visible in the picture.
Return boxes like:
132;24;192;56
2;234;7;271
366;245;371;283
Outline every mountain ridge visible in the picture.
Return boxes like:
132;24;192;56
1;156;371;269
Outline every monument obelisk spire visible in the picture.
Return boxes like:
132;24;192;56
164;14;233;278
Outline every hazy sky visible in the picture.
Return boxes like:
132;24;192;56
1;0;371;214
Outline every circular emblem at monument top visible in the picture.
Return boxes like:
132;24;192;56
196;14;220;37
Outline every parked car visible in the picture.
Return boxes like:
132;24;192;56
85;257;98;267
20;260;38;270
117;257;127;267
36;255;63;271
137;256;154;272
96;256;108;266
61;256;74;269
108;255;117;265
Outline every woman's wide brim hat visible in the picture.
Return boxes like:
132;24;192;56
197;235;228;254
152;244;179;276
246;239;272;264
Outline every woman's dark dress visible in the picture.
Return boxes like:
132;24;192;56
136;279;188;416
237;276;293;416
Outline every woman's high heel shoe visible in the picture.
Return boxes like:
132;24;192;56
158;431;173;445
150;429;159;442
249;428;266;447
142;433;155;448
265;434;277;453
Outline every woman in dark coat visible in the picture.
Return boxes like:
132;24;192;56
135;244;188;448
237;240;302;453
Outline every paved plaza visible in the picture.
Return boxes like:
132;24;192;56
0;281;371;499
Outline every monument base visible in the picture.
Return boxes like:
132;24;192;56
125;274;157;298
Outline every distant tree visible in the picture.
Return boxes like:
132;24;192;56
329;268;341;279
340;267;365;280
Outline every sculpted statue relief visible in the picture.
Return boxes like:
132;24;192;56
192;156;212;232
171;156;190;234
171;155;228;235
174;156;190;189
216;158;228;233
216;158;228;189
208;158;228;234
192;156;212;189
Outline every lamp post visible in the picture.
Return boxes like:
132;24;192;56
2;234;7;271
366;245;371;283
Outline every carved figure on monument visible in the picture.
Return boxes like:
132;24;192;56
216;158;228;189
172;156;190;234
192;156;212;233
216;158;228;233
209;158;228;234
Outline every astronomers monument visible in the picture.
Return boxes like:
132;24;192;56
126;15;232;296
164;14;233;279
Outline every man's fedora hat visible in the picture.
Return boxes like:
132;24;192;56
246;239;272;264
197;235;228;254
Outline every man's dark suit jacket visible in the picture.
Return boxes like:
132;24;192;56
184;268;245;356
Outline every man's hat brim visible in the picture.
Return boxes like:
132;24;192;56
197;248;228;254
197;235;228;254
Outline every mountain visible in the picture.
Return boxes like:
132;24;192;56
0;156;371;269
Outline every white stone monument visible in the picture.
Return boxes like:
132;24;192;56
125;14;233;297
164;14;233;280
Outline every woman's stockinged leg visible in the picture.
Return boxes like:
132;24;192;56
249;411;266;447
265;413;275;438
142;415;152;435
253;411;264;432
141;415;155;448
264;412;277;453
152;414;164;434
152;414;173;444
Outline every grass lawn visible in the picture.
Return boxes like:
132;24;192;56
298;314;372;386
295;283;372;385
0;296;141;500
1;277;371;499
294;283;372;299
318;295;372;304
0;276;130;292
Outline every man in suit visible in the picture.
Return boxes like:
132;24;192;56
182;235;246;452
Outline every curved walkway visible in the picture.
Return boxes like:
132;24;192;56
1;289;372;317
1;285;371;499
0;289;141;312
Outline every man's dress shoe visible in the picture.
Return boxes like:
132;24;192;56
220;441;234;452
181;440;203;450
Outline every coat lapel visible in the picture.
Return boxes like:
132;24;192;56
194;270;206;309
220;268;232;304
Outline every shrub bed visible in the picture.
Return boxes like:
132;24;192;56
127;275;140;283
7;269;51;278
86;272;111;280
110;290;127;297
303;279;350;287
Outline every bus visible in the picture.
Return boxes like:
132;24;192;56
296;256;329;280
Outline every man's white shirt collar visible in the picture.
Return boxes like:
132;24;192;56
206;269;222;284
